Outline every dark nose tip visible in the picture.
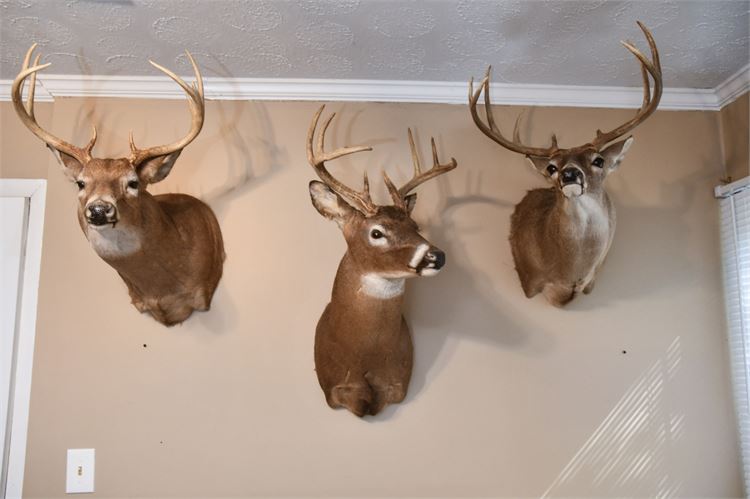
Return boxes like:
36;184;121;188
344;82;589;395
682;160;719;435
86;202;115;226
561;168;582;183
426;249;446;270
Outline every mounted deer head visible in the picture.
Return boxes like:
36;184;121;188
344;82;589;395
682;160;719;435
13;44;225;326
469;22;662;306
307;105;456;417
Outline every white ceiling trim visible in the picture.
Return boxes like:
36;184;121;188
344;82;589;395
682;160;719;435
715;64;750;109
1;70;747;111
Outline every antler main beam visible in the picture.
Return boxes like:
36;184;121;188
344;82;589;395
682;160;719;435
129;51;205;165
307;105;376;215
392;128;457;204
12;44;96;164
591;21;662;148
468;21;662;156
468;66;556;158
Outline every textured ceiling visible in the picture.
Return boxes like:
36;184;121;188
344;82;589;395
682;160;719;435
0;0;748;88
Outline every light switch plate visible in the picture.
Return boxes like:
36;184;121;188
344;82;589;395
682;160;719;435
66;448;95;493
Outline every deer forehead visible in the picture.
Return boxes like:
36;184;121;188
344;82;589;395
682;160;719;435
551;149;599;168
79;158;136;181
358;211;419;236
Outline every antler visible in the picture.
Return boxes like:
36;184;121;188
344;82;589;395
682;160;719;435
129;51;205;165
12;44;97;164
468;21;662;157
383;129;457;210
307;105;376;215
468;66;557;158
590;21;662;148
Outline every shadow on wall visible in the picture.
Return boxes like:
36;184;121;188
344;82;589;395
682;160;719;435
541;336;684;497
369;140;716;421
195;99;286;334
370;168;558;422
201;101;286;214
568;161;714;312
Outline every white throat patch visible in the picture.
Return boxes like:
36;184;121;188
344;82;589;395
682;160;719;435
360;274;405;299
86;225;142;259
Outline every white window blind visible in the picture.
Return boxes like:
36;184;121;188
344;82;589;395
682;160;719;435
718;176;750;492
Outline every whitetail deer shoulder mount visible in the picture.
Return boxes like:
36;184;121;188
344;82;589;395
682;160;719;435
306;105;457;417
469;22;662;307
13;44;225;326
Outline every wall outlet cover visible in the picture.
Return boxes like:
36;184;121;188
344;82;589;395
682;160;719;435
66;448;95;494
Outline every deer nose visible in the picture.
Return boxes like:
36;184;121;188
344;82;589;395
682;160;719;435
560;168;583;184
86;202;116;226
425;249;446;270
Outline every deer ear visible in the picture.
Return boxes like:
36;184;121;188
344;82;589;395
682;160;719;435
309;181;356;228
136;151;182;184
601;136;634;170
526;155;553;175
404;193;417;215
49;146;84;180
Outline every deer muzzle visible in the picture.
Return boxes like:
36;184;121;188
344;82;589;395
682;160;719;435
560;166;585;198
85;201;117;227
411;245;446;276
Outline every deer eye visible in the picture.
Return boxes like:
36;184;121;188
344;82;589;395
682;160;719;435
370;229;384;239
546;164;557;175
592;157;605;168
76;180;85;190
128;180;139;190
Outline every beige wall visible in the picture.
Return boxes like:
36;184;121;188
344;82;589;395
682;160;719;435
1;97;743;497
0;101;54;179
720;91;749;181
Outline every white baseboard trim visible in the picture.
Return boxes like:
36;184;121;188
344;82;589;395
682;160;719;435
0;70;746;111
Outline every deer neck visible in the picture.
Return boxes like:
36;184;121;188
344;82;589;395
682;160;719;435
553;189;611;241
329;252;406;329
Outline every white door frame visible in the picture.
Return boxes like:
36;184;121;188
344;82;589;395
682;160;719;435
1;179;46;499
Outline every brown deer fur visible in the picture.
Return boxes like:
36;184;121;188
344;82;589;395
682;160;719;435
12;45;224;326
72;159;225;326
510;142;630;306
307;106;456;417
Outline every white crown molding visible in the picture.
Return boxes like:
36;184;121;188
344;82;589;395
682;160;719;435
0;71;746;111
715;64;750;109
0;79;54;102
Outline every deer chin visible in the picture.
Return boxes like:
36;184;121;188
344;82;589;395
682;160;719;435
419;267;442;277
561;183;584;198
86;221;118;231
86;223;141;259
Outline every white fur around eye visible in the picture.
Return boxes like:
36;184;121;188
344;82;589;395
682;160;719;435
368;224;388;247
75;178;88;197
125;176;140;196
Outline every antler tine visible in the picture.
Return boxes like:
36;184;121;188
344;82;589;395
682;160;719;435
26;53;40;120
306;105;376;215
407;128;422;177
482;68;500;134
11;44;94;164
639;64;651;109
468;66;556;157
512;112;523;143
396;133;457;199
130;50;205;164
383;171;405;210
592;22;662;148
